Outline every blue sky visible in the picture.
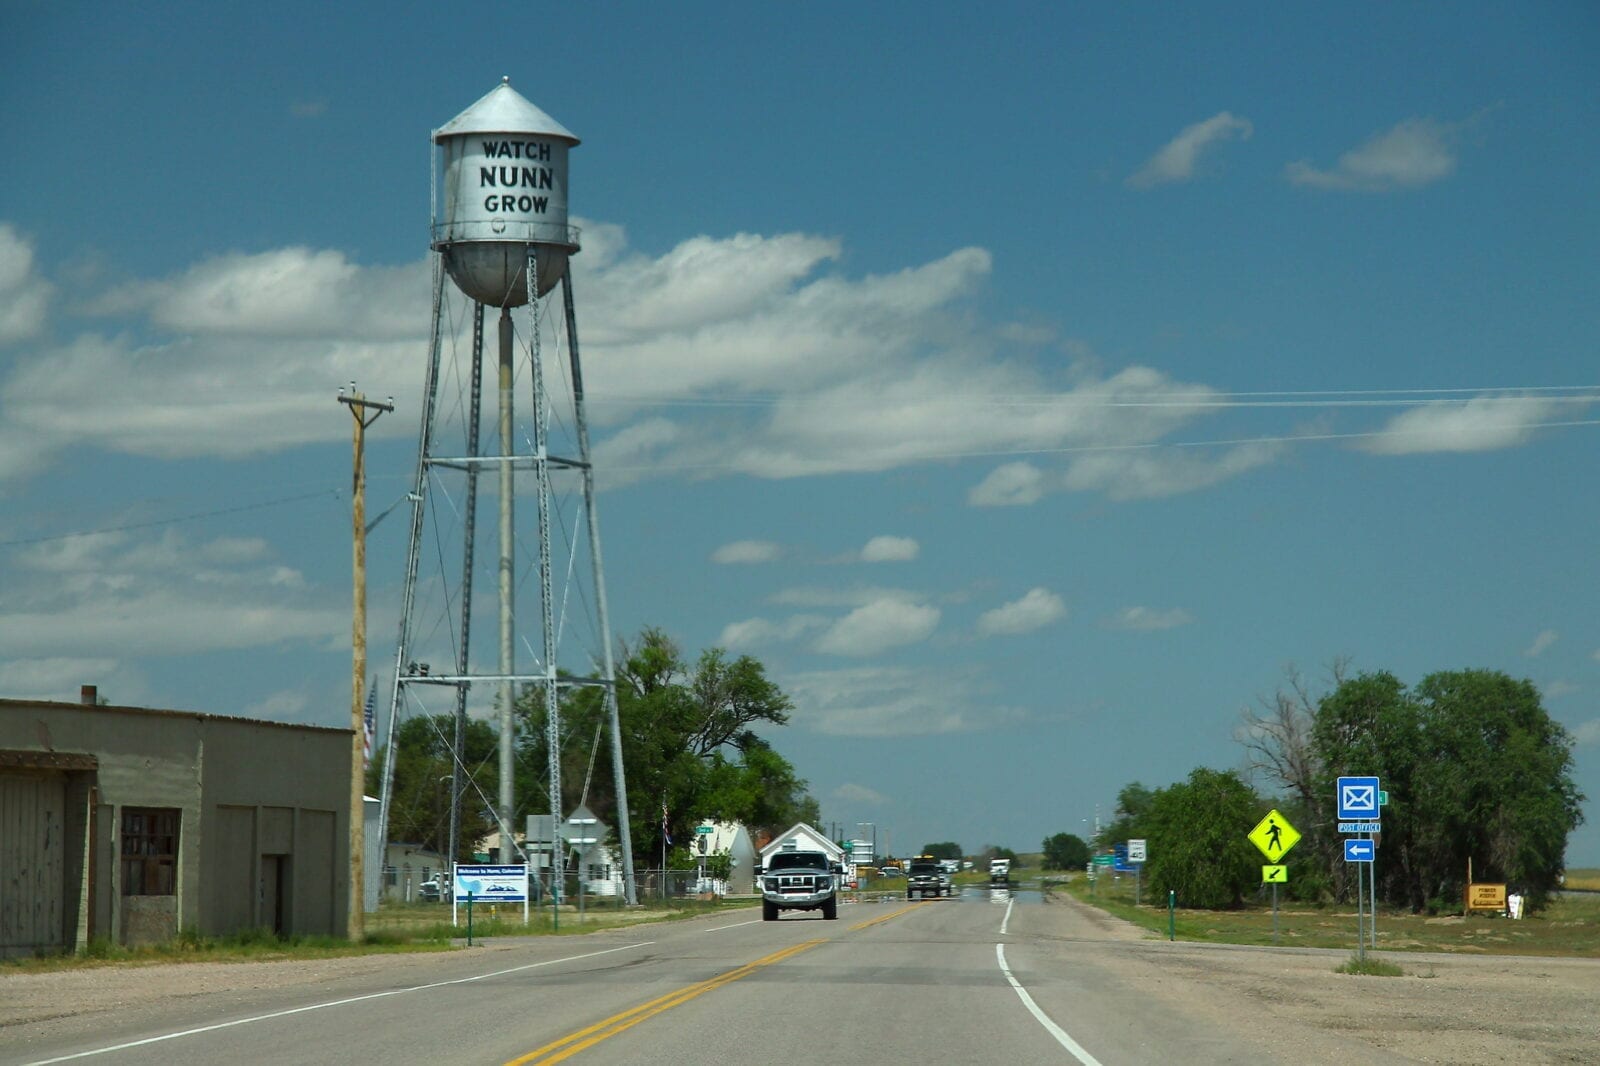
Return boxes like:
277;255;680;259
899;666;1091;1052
3;4;1598;864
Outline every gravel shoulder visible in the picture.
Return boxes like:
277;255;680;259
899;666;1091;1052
1037;893;1600;1065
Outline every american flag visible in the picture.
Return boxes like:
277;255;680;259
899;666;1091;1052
661;799;671;846
362;678;377;770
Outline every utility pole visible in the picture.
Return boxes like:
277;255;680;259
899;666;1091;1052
339;384;393;941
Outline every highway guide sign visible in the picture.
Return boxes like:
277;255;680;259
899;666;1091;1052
1337;776;1381;820
1248;809;1301;862
1339;822;1382;833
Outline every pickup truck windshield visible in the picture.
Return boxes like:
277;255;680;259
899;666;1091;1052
768;852;828;871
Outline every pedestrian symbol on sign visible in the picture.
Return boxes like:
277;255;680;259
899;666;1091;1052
1248;809;1301;862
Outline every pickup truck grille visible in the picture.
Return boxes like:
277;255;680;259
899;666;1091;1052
773;874;824;893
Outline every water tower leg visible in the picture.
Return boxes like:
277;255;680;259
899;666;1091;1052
449;304;485;873
497;304;517;864
562;273;638;906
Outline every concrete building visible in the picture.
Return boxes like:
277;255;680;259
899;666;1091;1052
0;690;352;957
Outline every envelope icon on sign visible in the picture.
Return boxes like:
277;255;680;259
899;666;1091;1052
1342;784;1376;811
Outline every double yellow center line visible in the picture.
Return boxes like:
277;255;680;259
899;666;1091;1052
505;938;823;1064
505;901;929;1064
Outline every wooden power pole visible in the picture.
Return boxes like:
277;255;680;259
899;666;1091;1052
339;385;393;941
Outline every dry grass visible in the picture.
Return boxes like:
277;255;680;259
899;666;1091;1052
1564;867;1600;891
1060;873;1600;957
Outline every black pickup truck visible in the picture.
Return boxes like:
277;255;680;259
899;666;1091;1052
906;857;953;899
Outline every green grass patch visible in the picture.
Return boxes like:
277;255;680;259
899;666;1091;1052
1335;953;1404;976
0;897;759;974
1060;872;1600;958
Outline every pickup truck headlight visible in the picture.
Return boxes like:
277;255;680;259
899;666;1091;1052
818;876;832;890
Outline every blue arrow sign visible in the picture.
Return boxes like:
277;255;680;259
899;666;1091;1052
1337;775;1381;820
1344;839;1376;863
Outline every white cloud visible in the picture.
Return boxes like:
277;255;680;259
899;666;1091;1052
833;783;887;805
102;246;423;339
814;598;940;657
1572;719;1600;747
969;462;1045;506
1287;118;1459;191
244;690;311;720
718;615;827;648
1541;680;1577;700
1103;606;1194;631
1525;629;1559;658
0;224;1281;505
978;588;1066;636
0;657;121;701
0;224;52;345
0;529;343;659
711;539;783;564
858;535;919;563
786;665;1026;737
1063;440;1280;500
1356;395;1575;455
1128;112;1254;188
771;585;920;609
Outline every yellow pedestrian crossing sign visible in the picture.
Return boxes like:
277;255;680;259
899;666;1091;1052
1248;809;1300;862
1262;865;1288;883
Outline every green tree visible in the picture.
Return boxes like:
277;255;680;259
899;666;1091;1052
921;841;963;861
1408;670;1582;911
1100;781;1156;849
368;714;498;862
1304;668;1583;913
1042;832;1090;870
1309;670;1420;907
514;627;817;866
1142;768;1262;909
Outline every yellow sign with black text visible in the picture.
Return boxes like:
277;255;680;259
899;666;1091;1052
1248;809;1301;862
1466;883;1507;912
1262;865;1288;883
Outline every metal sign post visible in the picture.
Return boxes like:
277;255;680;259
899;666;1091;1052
1337;776;1381;960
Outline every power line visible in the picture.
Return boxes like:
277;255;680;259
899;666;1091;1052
0;487;342;549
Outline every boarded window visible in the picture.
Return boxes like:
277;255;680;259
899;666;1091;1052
121;808;179;895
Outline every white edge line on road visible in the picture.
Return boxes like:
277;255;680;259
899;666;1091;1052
996;943;1103;1066
1000;897;1014;935
21;941;654;1065
704;919;761;932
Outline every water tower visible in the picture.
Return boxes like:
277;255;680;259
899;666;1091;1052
376;78;637;905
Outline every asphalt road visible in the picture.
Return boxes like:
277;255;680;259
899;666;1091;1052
9;887;1410;1065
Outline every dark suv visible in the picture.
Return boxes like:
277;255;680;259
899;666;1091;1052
906;857;952;899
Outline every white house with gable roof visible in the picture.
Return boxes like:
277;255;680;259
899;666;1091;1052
759;823;844;871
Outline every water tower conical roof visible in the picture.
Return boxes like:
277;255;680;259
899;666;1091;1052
432;78;578;145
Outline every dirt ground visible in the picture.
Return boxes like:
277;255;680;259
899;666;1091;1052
2;898;1597;1065
1039;894;1600;1065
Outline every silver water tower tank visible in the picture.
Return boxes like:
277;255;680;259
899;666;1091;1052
432;78;579;306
